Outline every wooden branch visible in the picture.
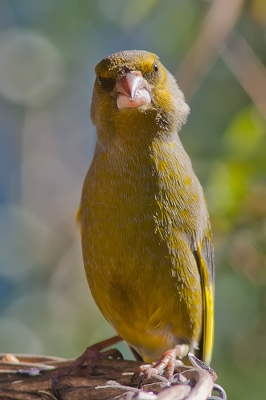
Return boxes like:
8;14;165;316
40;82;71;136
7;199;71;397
0;353;217;400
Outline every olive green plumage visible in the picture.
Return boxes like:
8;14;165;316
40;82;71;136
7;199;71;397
80;50;215;365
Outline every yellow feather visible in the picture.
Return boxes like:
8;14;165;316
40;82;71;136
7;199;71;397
196;244;215;365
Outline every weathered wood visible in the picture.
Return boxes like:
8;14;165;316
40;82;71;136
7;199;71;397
0;353;215;399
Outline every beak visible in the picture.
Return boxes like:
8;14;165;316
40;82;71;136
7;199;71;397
115;72;151;109
116;73;144;99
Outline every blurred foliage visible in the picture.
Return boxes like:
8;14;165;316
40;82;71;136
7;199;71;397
0;0;265;398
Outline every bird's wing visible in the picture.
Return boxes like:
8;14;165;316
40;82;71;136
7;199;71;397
194;224;215;365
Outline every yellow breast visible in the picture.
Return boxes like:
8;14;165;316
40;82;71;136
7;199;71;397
81;135;206;362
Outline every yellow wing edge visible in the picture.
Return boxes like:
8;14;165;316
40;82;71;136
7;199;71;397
196;244;214;366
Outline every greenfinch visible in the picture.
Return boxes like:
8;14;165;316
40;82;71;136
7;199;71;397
80;50;215;372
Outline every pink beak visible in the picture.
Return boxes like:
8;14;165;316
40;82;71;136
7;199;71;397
115;72;151;109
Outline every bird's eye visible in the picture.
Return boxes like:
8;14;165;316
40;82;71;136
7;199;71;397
153;62;159;72
96;75;116;92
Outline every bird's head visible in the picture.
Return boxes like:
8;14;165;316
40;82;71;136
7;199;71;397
91;50;189;141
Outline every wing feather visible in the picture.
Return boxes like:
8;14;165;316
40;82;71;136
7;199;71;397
194;224;215;365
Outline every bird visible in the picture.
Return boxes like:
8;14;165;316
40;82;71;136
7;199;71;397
80;50;215;377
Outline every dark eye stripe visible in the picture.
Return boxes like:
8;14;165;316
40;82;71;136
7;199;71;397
97;75;115;92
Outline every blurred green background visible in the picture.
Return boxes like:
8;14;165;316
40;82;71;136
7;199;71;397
0;0;265;398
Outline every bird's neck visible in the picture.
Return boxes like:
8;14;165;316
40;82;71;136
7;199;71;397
95;123;184;169
96;116;179;153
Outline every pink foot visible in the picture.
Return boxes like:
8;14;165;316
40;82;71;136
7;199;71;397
138;347;184;381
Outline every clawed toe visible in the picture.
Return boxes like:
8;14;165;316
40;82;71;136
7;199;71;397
132;345;188;386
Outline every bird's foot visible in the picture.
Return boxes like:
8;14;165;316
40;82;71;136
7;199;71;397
135;344;189;384
51;335;123;396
